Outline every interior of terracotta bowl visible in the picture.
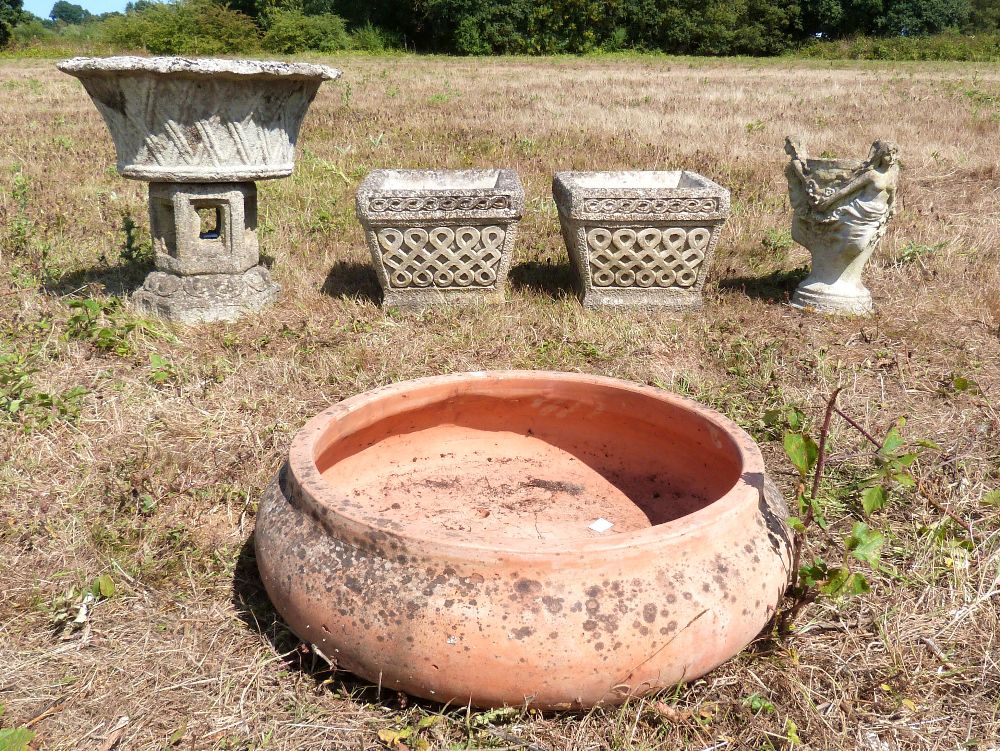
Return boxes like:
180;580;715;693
312;376;746;546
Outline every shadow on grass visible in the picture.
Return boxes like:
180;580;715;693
44;259;152;299
508;260;576;299
717;266;808;304
321;260;382;304
232;533;399;705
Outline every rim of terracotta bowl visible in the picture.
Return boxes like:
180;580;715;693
286;370;766;560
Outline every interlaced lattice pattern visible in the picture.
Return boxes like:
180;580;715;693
586;227;711;288
377;226;506;288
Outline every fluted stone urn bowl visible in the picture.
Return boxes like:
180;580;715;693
59;56;340;323
57;56;341;182
255;371;792;709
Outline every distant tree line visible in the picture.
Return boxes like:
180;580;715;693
2;0;998;55
247;0;1000;54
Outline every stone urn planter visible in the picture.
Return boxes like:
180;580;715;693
255;371;792;709
356;169;524;307
58;56;340;323
784;137;900;315
553;171;730;309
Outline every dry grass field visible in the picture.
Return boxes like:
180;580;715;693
1;53;999;750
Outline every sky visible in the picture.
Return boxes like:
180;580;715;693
23;0;129;18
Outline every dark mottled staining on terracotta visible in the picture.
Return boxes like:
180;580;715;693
701;582;711;593
585;599;600;613
595;641;605;651
744;543;754;554
523;478;584;495
758;492;792;555
549;631;559;640
583;620;598;632
666;593;677;604
422;574;449;597
515;578;543;596
683;592;693;600
511;626;534;639
585;585;602;599
643;603;657;623
542;596;564;614
571;601;583;613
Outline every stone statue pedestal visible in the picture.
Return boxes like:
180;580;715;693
59;56;339;323
133;182;278;323
785;137;900;316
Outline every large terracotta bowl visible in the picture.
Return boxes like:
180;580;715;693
255;371;791;709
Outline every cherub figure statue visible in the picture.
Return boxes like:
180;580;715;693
784;137;900;315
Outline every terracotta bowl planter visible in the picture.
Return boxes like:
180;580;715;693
256;371;791;709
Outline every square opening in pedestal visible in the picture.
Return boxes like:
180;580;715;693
198;206;223;241
192;201;229;247
148;182;259;276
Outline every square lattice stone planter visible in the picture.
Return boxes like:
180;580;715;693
357;169;524;307
553;171;730;309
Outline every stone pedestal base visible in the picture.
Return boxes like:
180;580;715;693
133;267;279;324
135;180;278;323
576;285;706;310
791;283;873;316
381;285;506;309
